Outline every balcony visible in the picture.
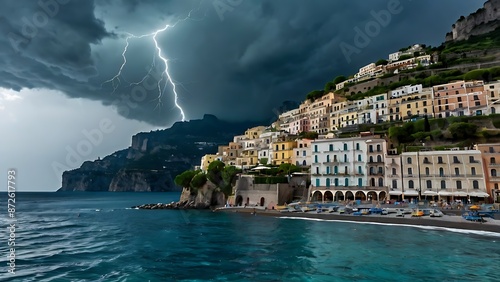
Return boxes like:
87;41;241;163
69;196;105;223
403;174;417;178
367;161;384;164
387;174;399;178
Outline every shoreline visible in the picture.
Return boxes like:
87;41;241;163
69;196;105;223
215;207;500;233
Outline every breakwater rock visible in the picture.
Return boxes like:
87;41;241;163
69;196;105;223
132;200;211;210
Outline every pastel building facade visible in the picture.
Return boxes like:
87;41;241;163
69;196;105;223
475;144;500;202
484;81;500;115
310;137;388;202
272;140;297;165
292;139;313;167
432;80;487;118
400;150;487;202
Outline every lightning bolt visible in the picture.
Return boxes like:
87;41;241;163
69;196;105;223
102;6;205;122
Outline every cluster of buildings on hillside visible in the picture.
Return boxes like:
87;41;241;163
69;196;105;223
280;80;500;134
336;44;433;90
197;78;500;207
199;126;500;206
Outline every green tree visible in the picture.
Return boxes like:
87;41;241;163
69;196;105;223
375;59;388;66
299;131;319;139
324;82;335;92
259;158;268;165
207;160;225;185
220;166;241;197
447;122;478;140
333;75;347;85
306;90;325;101
424;116;431;132
388;126;414;144
174;170;197;188
190;173;207;194
278;163;301;175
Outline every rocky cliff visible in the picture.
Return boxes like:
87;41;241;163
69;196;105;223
58;115;261;192
445;0;500;42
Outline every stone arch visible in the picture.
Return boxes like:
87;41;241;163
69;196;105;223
324;191;334;202
334;191;344;201
235;195;243;206
260;197;265;207
312;191;323;202
367;191;377;201
345;191;354;200
355;191;366;201
379;191;387;201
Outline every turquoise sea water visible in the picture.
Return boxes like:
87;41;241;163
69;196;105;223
1;192;499;281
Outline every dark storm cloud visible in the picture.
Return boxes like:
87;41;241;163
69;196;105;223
0;0;485;125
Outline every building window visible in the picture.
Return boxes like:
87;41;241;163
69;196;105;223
329;144;333;151
345;178;349;187
377;155;382;162
441;180;446;189
471;167;476;176
392;168;396;175
358;155;362;161
314;156;318;163
378;178;383;187
469;156;475;163
408;180;414;189
377;144;381;152
438;157;443;164
275;145;279;151
454;168;460;176
491;157;496;164
356;143;360;150
408;168;412;175
453;156;460;163
392;180;397;189
492;169;497;177
282;145;285;150
302;151;306;157
358;166;362;174
343;144;348;151
425;167;430;176
439;168;444;177
473;180;479;189
369;145;373;152
407;157;412;164
296;151;299;156
426;180;432;189
314;145;318;153
456;181;462;190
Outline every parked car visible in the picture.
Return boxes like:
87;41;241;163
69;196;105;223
430;209;444;217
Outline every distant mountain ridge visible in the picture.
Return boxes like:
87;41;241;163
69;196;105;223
57;115;262;192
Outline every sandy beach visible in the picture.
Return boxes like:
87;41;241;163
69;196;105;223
215;207;500;233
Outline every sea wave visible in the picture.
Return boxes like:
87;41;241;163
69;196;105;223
279;216;500;238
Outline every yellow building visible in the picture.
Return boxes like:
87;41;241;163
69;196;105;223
201;154;220;172
236;149;258;168
245;126;266;140
272;141;297;165
387;89;433;122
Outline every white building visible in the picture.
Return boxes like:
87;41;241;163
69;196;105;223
310;137;388;202
391;84;423;98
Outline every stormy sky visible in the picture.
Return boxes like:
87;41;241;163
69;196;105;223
0;0;484;191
